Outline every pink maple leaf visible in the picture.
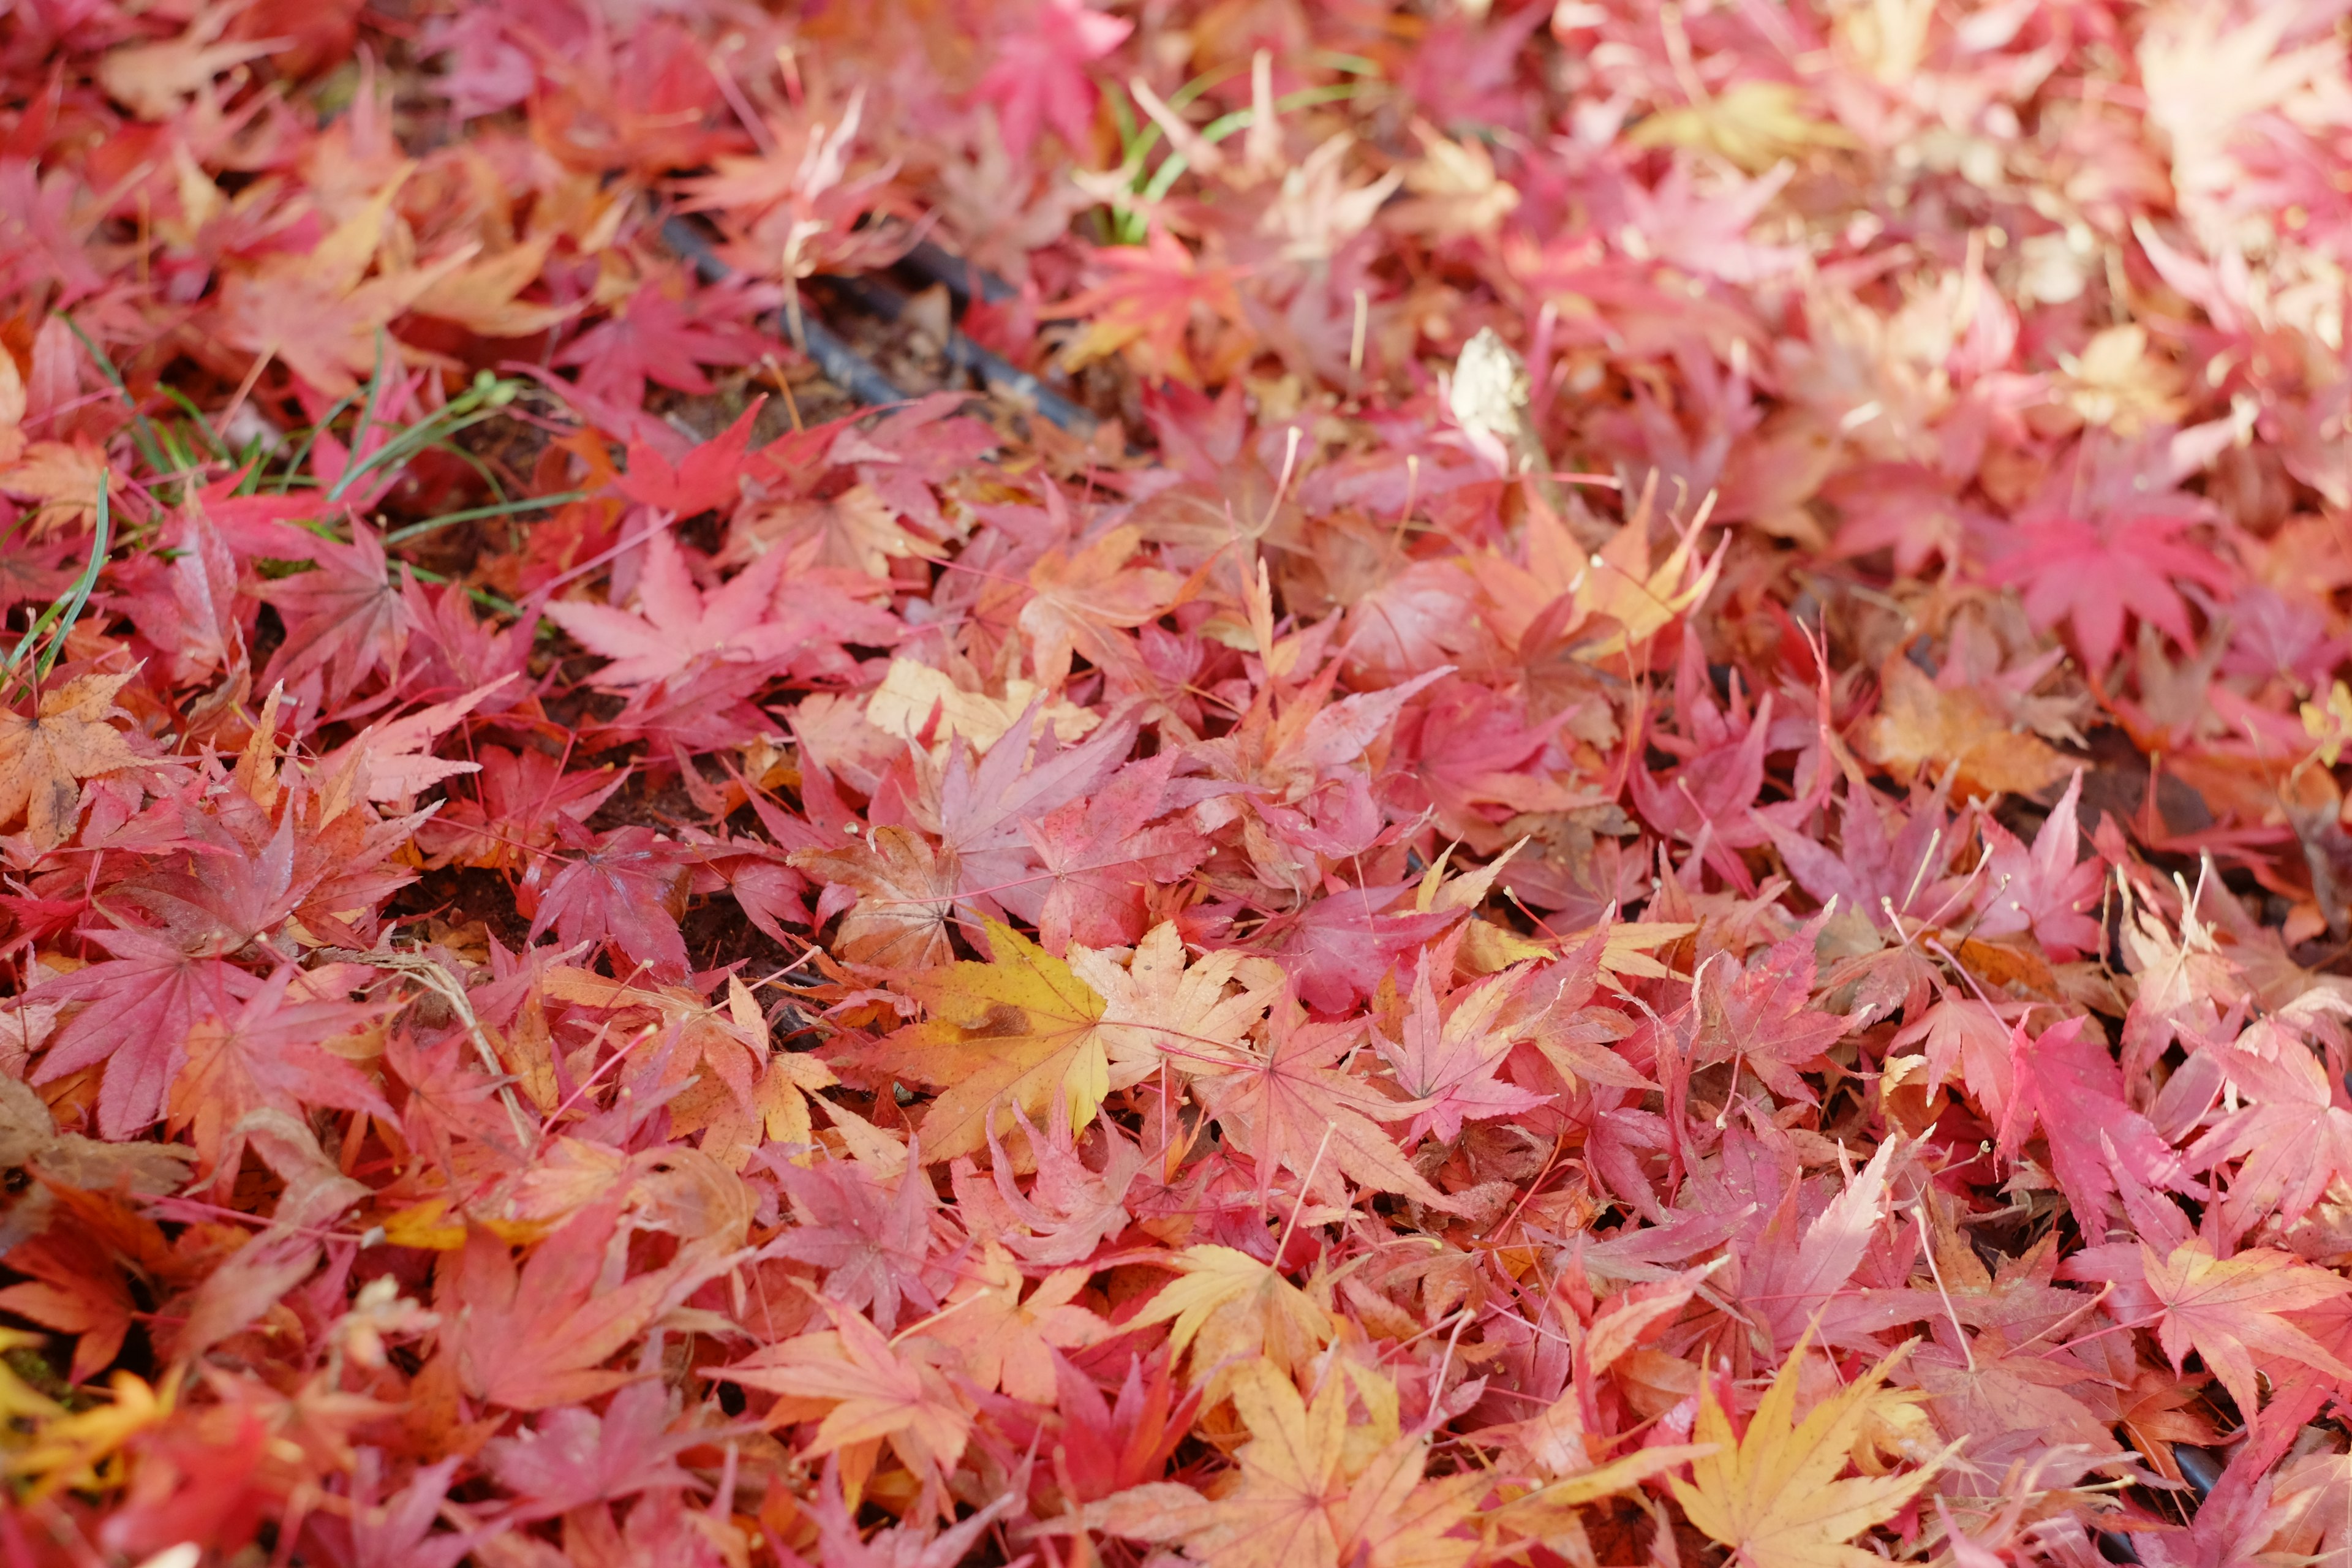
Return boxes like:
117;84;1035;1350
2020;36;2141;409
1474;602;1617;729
1691;924;1847;1107
1981;435;2237;673
1262;884;1460;1014
554;272;772;411
1630;634;1777;893
483;1380;700;1520
971;0;1132;159
1998;1015;2187;1235
543;532;799;687
1971;771;2105;959
1374;946;1550;1144
521;823;696;979
1019;750;1212;953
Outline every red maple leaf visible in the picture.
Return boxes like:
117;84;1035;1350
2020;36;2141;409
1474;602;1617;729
166;967;394;1183
989;1349;1202;1511
519;822;696;979
1261;884;1460;1014
30;929;266;1140
386;1026;527;1174
545;533;894;693
612;402;761;517
934;707;1140;934
254;522;421;706
1046;228;1243;385
544;532;795;687
553;270;772;411
416;745;629;872
295;1452;477;1568
1630;635;1778;893
0;1222;141;1382
1998;1016;2187;1235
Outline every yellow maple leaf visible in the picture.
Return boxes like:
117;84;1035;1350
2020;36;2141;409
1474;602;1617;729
2301;679;2352;766
409;234;575;339
1669;1336;1946;1568
864;657;1099;754
1127;1244;1335;1390
1628;81;1859;173
1566;918;1700;985
870;918;1113;1162
1570;510;1728;662
1084;1357;1486;1568
1066;919;1284;1085
96;6;286;121
6;1367;179;1502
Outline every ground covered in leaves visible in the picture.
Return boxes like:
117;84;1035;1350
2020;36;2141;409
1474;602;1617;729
5;0;2352;1564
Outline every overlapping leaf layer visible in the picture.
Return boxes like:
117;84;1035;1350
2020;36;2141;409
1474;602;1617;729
4;2;2352;1565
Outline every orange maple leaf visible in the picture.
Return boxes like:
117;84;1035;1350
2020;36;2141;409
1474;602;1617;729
1047;228;1246;385
0;670;143;850
1081;1357;1487;1568
864;918;1113;1162
443;1201;734;1411
1863;655;2069;801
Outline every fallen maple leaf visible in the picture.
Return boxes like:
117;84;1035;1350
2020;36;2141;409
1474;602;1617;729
918;1242;1106;1404
96;7;288;121
1079;1356;1485;1568
1126;1245;1335;1389
1864;656;2070;802
1373;951;1550;1143
544;532;799;687
165;968;393;1183
0;670;142;850
790;825;962;973
714;1307;971;1487
971;0;1133;159
2184;1042;2352;1231
613;403;761;518
212;183;463;399
1191;987;1463;1214
863;917;1114;1162
2139;1240;2352;1421
1670;1336;1945;1568
1049;228;1244;385
442;1200;732;1411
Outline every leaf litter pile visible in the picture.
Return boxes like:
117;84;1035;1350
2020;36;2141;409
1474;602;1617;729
9;0;2352;1564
